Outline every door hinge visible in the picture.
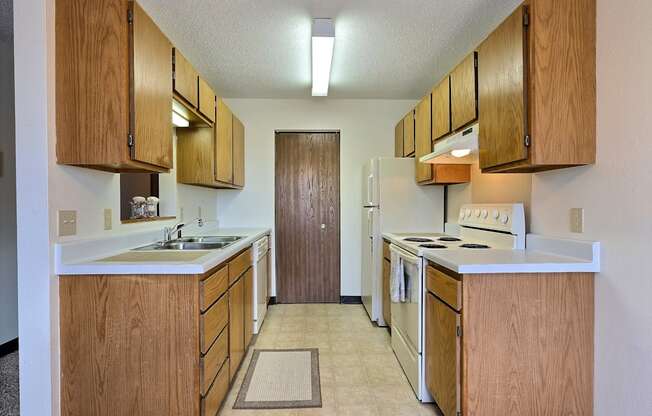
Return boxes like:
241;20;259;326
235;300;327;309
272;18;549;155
524;135;531;147
474;54;478;68
523;9;530;27
128;133;135;147
456;325;462;337
127;8;133;24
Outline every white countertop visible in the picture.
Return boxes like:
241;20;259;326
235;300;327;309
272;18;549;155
55;227;271;275
383;232;600;274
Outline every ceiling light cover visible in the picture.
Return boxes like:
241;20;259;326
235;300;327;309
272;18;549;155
312;18;335;97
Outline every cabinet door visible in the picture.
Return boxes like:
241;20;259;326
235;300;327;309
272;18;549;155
478;7;527;170
394;119;404;157
414;95;432;183
198;77;215;123
215;98;234;183
131;2;173;169
425;292;460;416
173;49;198;108
228;277;244;382
431;76;451;140
232;116;245;187
243;268;253;348
382;258;391;326
403;111;415;156
450;52;478;131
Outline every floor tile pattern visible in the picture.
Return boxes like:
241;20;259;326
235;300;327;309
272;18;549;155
219;304;440;416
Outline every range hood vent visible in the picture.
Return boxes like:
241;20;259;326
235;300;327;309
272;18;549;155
419;123;479;165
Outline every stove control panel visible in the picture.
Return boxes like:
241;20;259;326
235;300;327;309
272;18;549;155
458;203;525;235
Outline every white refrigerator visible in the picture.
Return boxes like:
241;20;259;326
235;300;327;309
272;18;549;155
361;157;445;325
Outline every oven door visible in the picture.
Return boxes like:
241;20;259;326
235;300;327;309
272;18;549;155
390;244;424;396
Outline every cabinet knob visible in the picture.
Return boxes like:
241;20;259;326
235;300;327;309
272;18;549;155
321;223;326;230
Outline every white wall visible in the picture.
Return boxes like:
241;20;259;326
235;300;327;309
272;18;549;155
217;99;415;296
528;0;652;413
0;0;17;346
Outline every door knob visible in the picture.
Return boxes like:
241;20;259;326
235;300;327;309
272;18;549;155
320;223;326;230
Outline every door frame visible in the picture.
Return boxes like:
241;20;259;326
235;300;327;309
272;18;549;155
274;130;341;304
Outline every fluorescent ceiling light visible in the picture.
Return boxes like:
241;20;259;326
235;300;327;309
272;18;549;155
312;18;335;97
172;111;189;128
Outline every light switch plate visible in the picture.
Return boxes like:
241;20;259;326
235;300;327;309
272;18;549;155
570;208;584;233
59;210;77;237
104;208;112;230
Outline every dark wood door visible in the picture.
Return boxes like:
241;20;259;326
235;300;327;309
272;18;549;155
275;132;340;303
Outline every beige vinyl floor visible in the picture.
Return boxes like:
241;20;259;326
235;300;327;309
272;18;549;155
218;303;440;416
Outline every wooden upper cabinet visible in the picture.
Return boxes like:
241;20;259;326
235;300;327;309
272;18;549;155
415;95;432;182
232;116;245;188
56;0;173;172
173;49;198;108
450;52;478;131
215;98;234;184
431;76;451;141
478;7;527;170
403;111;415;156
197;77;215;123
478;1;595;172
394;119;404;157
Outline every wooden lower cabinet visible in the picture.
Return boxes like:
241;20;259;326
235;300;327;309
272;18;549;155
424;263;594;416
229;274;245;382
59;245;257;416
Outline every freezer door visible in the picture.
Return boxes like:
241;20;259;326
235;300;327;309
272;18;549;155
362;158;379;207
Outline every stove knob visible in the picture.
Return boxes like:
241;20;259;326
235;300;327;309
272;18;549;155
500;212;510;224
492;209;500;220
459;211;465;221
465;208;471;218
481;209;488;219
474;209;481;217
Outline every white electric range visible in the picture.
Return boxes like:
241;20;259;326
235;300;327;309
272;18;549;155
385;203;525;402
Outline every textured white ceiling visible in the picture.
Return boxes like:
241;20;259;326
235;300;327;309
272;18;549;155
138;0;522;99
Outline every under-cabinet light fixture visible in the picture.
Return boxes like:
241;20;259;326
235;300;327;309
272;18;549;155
171;101;190;128
312;18;335;97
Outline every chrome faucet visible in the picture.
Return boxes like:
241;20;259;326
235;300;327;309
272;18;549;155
163;217;204;242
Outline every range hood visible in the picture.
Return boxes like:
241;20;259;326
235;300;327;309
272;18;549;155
419;122;479;164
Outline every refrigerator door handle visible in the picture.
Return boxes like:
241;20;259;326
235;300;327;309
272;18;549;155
367;174;374;205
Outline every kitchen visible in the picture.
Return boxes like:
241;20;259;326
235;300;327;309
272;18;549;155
3;0;652;415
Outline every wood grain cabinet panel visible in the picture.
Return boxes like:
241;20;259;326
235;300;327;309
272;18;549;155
56;0;173;173
394;119;404;157
200;265;229;312
173;49;199;108
200;327;228;396
216;98;234;184
415;95;432;183
243;268;254;348
176;126;219;188
229;276;245;382
232;116;245;187
229;248;252;284
426;265;461;311
450;52;478;131
200;294;228;354
403;111;415;156
425;292;460;416
201;359;229;416
478;7;528;170
431;76;451;141
197;77;215;123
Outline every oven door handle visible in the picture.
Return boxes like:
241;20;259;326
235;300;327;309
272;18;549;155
390;244;420;265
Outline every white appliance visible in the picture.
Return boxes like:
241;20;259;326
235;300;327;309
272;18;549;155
389;203;525;401
252;235;270;334
361;157;445;326
419;122;479;165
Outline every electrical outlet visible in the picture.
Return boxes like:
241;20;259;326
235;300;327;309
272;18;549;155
59;210;77;237
104;208;112;230
570;208;584;233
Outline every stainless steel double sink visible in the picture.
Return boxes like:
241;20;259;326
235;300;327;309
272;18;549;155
134;235;244;251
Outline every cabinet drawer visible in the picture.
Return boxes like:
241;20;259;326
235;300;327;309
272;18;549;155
200;294;228;354
201;358;229;416
229;247;252;284
383;240;391;261
200;265;228;312
200;326;228;396
426;265;461;311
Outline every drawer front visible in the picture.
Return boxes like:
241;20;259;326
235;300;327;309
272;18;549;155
200;294;228;354
426;265;461;311
200;326;228;396
201;358;229;416
383;240;391;261
200;265;228;312
229;247;252;284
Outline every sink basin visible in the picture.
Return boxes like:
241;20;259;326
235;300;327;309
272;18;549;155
134;236;244;251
